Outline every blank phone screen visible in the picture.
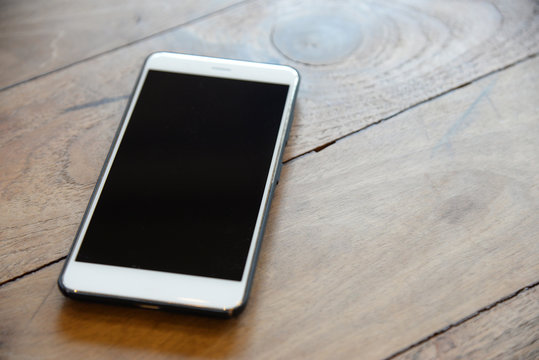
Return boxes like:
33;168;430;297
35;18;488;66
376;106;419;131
76;70;289;281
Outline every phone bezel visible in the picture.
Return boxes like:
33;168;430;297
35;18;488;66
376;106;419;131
59;52;299;315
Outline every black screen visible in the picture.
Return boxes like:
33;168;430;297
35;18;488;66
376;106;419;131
76;70;289;281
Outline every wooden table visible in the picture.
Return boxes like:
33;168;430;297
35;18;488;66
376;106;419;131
1;0;538;358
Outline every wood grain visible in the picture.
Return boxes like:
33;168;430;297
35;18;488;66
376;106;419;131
0;0;242;89
395;285;539;360
1;49;538;360
1;0;538;284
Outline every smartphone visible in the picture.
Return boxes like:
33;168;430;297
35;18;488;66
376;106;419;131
58;52;299;316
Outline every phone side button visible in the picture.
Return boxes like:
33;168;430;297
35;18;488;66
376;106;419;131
276;163;282;185
139;304;160;310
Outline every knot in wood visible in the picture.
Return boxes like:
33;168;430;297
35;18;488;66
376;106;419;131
272;12;361;65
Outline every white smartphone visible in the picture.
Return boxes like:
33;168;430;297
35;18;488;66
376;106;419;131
58;52;299;316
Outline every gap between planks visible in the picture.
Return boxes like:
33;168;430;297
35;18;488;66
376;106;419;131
385;280;539;360
284;51;539;165
0;0;253;93
0;257;66;288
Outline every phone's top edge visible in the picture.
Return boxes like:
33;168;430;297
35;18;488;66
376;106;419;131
145;51;300;84
147;51;294;69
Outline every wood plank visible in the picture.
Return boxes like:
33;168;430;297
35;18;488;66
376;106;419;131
395;285;539;360
1;48;538;360
0;0;242;89
1;0;538;284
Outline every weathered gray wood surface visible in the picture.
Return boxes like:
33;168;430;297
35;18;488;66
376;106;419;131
0;0;242;89
1;0;538;358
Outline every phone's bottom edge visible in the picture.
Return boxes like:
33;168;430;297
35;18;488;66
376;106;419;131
57;279;243;318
